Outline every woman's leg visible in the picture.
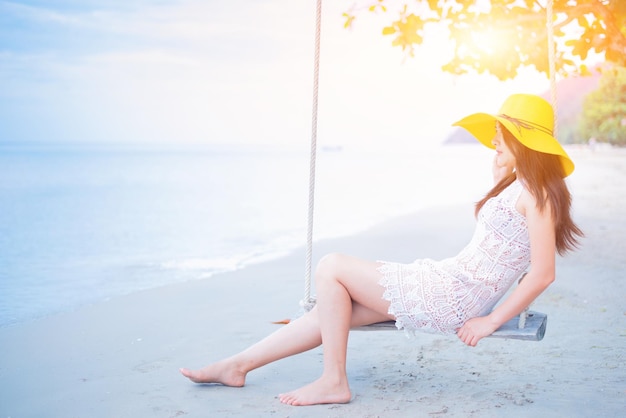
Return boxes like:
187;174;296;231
278;253;392;405
180;254;392;398
179;307;324;387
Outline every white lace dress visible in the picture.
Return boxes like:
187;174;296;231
378;180;531;335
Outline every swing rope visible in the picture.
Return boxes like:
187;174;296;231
301;0;323;313
547;0;559;137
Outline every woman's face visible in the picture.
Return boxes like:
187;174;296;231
493;123;517;171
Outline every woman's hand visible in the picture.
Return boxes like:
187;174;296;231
456;316;498;347
492;154;513;184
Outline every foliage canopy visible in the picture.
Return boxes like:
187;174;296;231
345;0;626;80
579;66;626;146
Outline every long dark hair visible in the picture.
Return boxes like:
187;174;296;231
475;124;583;255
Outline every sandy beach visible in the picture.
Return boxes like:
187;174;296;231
0;146;624;418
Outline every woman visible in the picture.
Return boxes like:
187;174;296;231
180;94;583;406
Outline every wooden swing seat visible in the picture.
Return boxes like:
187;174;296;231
354;310;547;341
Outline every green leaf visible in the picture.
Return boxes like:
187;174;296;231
382;26;396;35
343;14;355;29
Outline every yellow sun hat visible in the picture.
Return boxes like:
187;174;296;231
452;93;574;177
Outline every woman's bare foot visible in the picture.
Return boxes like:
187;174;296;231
278;375;351;406
179;360;246;387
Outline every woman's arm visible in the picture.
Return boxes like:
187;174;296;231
456;190;556;346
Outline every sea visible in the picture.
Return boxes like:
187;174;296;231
0;141;492;327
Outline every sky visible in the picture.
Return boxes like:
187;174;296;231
0;0;555;150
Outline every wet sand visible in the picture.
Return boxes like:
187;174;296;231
1;146;624;417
